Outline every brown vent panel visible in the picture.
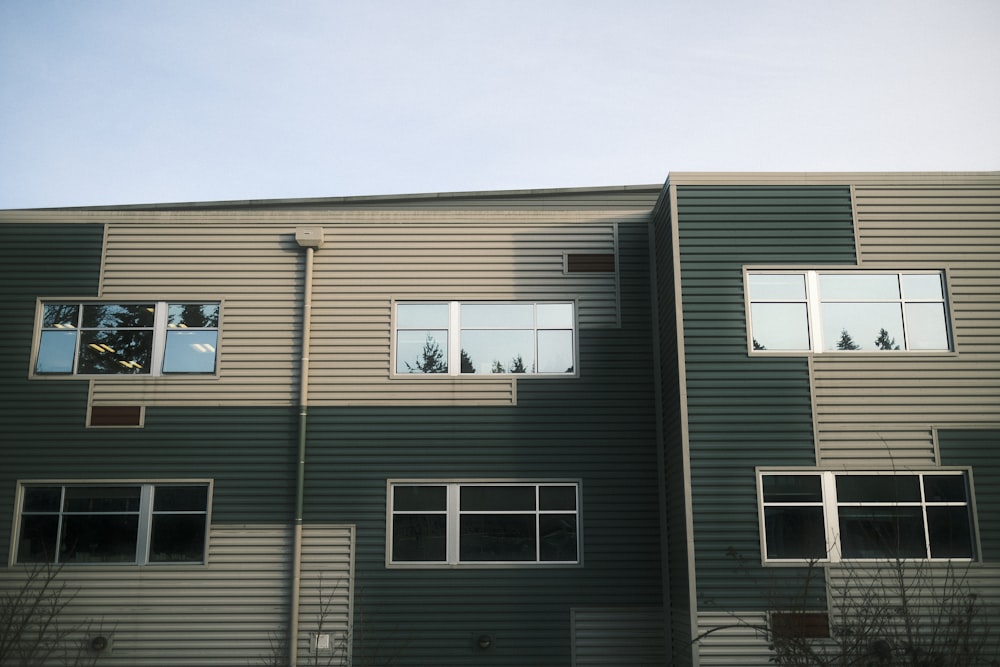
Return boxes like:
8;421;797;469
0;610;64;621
89;405;143;427
770;612;830;639
566;253;615;273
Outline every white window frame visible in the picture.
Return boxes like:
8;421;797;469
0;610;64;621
745;269;954;354
31;299;221;378
386;480;582;568
12;480;213;566
391;300;578;378
757;469;976;565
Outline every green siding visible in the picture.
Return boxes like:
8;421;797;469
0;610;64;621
674;186;856;611
299;222;663;664
939;429;1000;563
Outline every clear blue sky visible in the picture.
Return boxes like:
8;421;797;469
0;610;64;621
2;1;998;208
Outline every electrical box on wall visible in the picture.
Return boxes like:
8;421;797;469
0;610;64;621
295;227;325;248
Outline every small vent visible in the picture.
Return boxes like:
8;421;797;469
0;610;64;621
89;405;144;428
770;612;830;639
566;253;615;273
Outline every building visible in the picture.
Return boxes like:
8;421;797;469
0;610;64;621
1;172;998;666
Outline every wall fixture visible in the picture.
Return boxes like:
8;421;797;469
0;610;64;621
477;634;493;650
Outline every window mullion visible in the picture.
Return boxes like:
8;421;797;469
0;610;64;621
807;271;823;352
150;302;168;376
823;472;841;562
137;484;154;565
449;302;461;376
448;484;460;564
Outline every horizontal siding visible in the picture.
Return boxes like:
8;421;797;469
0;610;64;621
0;524;352;667
571;607;666;665
79;211;637;407
814;182;1000;466
694;612;772;666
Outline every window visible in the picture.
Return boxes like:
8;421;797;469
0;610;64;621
388;481;580;566
759;471;975;563
15;482;210;565
747;271;951;352
394;302;575;376
34;301;220;376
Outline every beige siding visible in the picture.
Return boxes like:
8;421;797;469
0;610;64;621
0;523;353;667
694;612;773;667
814;181;1000;466
80;210;632;407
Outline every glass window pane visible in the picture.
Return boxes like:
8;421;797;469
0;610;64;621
77;330;153;374
536;303;574;329
396;330;448;373
16;515;59;563
822;303;903;351
905;303;949;350
61;515;139;563
748;274;806;300
64;486;141;512
539;514;577;561
539;485;577;511
762;475;823;503
901;274;944;300
537;329;573;373
82;304;155;329
393;485;446;512
764;507;827;559
461;304;533;328
922;475;968;503
461;329;534;374
750;303;809;350
23;487;62;512
460;515;536;561
168;303;219;328
461;485;535;511
163;331;218;373
149;515;206;562
397;303;448;329
836;475;920;503
41;304;79;328
820;274;900;300
392;514;446;561
926;507;974;558
154;486;208;512
36;330;77;373
839;507;926;558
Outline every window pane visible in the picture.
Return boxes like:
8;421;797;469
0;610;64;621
149;515;206;562
163;331;218;373
167;303;219;328
922;475;968;503
61;515;139;563
536;303;574;329
905;303;949;350
926;507;974;558
154;486;208;512
839;507;926;558
82;303;155;329
36;330;77;373
461;304;533;328
461;485;535;511
750;303;809;350
64;486;141;512
396;330;448;373
537;329;574;373
539;514;577;561
78;330;153;374
23;487;62;512
748;274;806;300
822;303;903;351
397;303;448;329
461;329;534;374
836;475;920;503
762;475;822;503
393;485;446;512
460;515;536;561
539;485;577;511
392;515;446;561
764;507;827;559
41;304;79;328
901;274;944;300
16;515;59;563
820;274;900;300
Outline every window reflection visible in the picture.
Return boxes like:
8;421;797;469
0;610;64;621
163;331;218;373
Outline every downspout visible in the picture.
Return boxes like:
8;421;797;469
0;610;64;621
290;227;325;667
